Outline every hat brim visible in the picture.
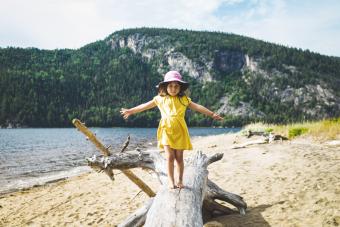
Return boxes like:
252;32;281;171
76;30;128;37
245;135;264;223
156;80;189;91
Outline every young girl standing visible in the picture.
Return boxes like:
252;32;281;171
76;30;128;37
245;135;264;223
120;71;223;189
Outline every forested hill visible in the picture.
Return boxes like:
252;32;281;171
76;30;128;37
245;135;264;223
1;28;340;128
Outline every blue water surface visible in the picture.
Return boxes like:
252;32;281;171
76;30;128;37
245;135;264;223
0;127;239;193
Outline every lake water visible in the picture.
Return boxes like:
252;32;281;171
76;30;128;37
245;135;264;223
0;127;239;194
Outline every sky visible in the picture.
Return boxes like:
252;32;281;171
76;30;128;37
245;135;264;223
1;0;339;57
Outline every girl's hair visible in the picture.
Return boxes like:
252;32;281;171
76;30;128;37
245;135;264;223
158;82;190;106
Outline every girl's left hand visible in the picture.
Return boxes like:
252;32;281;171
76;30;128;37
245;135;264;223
211;112;223;120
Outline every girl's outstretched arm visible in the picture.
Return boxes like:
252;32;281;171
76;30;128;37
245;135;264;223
188;101;223;120
120;100;157;119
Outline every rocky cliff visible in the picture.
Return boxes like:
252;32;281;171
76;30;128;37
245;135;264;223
106;31;340;120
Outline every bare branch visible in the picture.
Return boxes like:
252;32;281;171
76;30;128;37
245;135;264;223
206;180;247;214
206;153;224;166
120;135;130;153
118;198;154;227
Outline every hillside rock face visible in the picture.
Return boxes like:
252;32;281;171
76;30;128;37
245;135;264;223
278;84;340;117
107;32;339;120
165;51;212;82
217;96;265;118
109;34;215;82
213;50;245;74
109;33;340;121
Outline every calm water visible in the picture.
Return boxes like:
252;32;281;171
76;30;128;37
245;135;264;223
0;127;239;194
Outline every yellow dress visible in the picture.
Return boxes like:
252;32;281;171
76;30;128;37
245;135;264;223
153;95;193;150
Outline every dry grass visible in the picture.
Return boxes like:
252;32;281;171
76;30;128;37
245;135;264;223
244;118;340;141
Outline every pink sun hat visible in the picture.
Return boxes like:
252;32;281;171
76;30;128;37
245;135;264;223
157;71;189;91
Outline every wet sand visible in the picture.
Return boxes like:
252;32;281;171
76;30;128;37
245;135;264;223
1;133;339;226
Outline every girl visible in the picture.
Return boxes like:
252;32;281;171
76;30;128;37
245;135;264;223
120;71;223;189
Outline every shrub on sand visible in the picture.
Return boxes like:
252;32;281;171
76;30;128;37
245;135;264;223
243;118;340;140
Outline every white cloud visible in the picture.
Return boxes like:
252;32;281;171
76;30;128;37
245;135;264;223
0;0;339;56
226;0;340;56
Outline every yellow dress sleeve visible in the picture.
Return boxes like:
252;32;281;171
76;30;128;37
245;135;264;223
186;96;192;105
181;96;191;106
153;95;161;106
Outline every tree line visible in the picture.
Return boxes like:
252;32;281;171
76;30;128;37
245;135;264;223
0;28;339;127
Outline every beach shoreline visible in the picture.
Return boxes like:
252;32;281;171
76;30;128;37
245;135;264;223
1;132;339;226
0;127;238;196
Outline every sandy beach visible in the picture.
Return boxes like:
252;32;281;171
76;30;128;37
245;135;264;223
1;133;339;227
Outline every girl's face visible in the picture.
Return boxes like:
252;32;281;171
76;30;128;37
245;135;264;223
167;81;181;96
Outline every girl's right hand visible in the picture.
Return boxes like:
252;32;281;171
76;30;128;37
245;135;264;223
120;108;133;119
211;112;223;120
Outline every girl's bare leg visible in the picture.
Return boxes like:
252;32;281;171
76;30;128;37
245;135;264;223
164;145;176;189
175;149;184;188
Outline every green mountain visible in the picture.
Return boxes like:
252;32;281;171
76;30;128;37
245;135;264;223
1;28;340;128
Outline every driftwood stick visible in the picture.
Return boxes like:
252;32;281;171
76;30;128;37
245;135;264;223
206;180;247;215
86;152;155;170
203;199;236;216
231;138;268;149
72;118;156;197
206;153;224;166
118;198;154;227
245;130;268;138
72;119;110;156
123;170;155;197
120;135;130;153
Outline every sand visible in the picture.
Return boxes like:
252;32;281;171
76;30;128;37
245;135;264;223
0;133;339;227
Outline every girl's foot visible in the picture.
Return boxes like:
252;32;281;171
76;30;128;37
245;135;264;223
177;182;184;189
168;184;177;189
168;180;177;189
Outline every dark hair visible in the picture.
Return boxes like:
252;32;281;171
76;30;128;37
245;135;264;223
158;82;190;106
158;82;187;97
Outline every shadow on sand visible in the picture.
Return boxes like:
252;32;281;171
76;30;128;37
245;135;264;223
204;204;275;227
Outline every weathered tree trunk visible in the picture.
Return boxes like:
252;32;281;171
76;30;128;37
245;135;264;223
144;151;214;226
73;118;246;226
87;150;247;226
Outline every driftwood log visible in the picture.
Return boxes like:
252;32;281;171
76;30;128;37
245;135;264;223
72;119;155;197
245;130;288;141
231;138;269;149
87;150;247;226
73;118;247;226
231;130;288;149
